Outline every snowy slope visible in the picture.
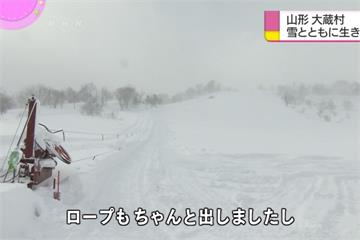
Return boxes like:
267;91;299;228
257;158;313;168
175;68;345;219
0;90;359;240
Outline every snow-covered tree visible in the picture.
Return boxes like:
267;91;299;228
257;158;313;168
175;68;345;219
114;87;138;110
80;96;103;116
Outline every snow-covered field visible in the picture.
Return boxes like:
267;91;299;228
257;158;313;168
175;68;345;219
0;90;359;240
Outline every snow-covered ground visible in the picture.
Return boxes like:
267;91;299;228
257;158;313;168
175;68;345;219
0;90;359;239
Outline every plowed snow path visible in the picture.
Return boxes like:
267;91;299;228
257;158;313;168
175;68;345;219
2;92;357;240
33;105;359;240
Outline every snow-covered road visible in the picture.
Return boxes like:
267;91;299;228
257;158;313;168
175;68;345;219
1;91;359;239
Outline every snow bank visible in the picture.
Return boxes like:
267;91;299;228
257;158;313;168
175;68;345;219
161;91;358;160
0;90;358;239
0;183;43;239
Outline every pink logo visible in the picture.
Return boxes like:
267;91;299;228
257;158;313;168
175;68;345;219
0;0;46;30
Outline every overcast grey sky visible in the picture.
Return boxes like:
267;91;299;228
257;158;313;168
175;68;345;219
1;0;359;94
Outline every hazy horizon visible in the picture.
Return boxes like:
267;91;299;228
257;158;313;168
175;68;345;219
1;0;359;94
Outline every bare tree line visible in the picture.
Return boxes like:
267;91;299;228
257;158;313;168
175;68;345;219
276;81;360;106
267;81;360;122
0;80;223;115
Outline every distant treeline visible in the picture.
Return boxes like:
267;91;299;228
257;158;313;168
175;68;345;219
266;81;360;122
275;81;360;106
0;80;223;115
